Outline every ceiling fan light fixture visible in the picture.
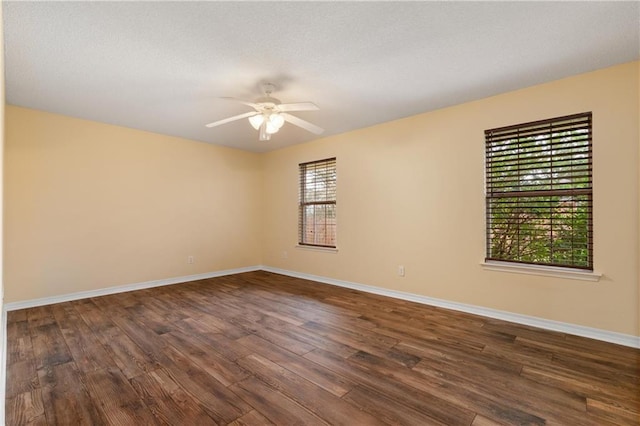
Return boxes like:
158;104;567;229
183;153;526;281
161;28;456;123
259;122;271;141
248;114;264;130
265;119;280;134
269;113;285;129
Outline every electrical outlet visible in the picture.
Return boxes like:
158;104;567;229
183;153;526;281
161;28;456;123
398;265;405;277
188;256;194;264
282;251;288;259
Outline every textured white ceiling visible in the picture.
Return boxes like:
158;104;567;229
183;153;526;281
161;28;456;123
4;1;639;152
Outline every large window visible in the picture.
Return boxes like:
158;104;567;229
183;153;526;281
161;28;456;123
298;158;336;248
485;112;593;270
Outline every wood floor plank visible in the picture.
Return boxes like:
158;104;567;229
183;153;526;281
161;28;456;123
132;289;191;324
516;334;638;370
229;377;327;426
362;308;511;350
373;320;487;354
37;362;105;426
551;351;640;383
7;319;34;365
6;271;639;426
109;313;251;423
6;390;46;426
73;299;160;379
5;358;39;400
5;319;39;399
236;333;356;397
227;409;275;426
168;290;250;339
82;367;157;425
237;353;385;425
564;332;640;362
125;303;176;335
171;317;253;361
342;385;447;426
254;316;359;358
161;330;250;386
26;306;57;329
301;320;399;358
480;340;556;373
238;288;368;329
154;344;251;423
8;310;28;323
30;322;73;371
231;314;317;355
51;303;117;374
79;304;248;423
129;368;217;425
585;397;640;426
304;348;477;425
105;311;172;359
471;414;509;426
349;347;546;425
411;357;592;424
396;338;523;376
242;298;307;327
521;364;640;414
401;337;591;419
71;299;114;334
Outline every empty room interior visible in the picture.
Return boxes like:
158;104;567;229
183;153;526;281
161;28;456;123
1;2;639;425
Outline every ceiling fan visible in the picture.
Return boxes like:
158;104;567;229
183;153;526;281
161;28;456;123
205;83;324;141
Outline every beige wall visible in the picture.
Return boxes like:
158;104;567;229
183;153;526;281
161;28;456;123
262;61;640;336
4;106;262;302
0;3;5;307
4;62;638;337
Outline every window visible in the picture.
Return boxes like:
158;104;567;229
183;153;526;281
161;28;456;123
299;158;337;248
485;112;593;270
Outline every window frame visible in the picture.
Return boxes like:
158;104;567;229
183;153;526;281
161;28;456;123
298;157;337;248
484;112;593;271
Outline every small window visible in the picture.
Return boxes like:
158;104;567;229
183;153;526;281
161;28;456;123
298;158;337;248
485;112;593;270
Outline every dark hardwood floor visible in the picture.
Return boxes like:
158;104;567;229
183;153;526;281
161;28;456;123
5;271;640;425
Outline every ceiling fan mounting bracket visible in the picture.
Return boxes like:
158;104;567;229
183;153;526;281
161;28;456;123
256;83;280;107
261;82;277;96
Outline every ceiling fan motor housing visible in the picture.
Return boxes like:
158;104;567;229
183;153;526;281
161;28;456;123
254;97;280;109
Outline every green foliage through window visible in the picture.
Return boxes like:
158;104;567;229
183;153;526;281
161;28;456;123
485;113;593;270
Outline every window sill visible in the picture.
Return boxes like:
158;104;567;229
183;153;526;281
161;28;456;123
296;244;339;253
480;261;602;282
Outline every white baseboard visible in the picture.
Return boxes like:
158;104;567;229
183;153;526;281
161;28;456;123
262;266;640;349
3;265;262;312
3;265;638;349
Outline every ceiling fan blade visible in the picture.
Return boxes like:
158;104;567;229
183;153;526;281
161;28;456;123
220;97;261;110
205;111;257;128
281;113;324;135
277;102;319;112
